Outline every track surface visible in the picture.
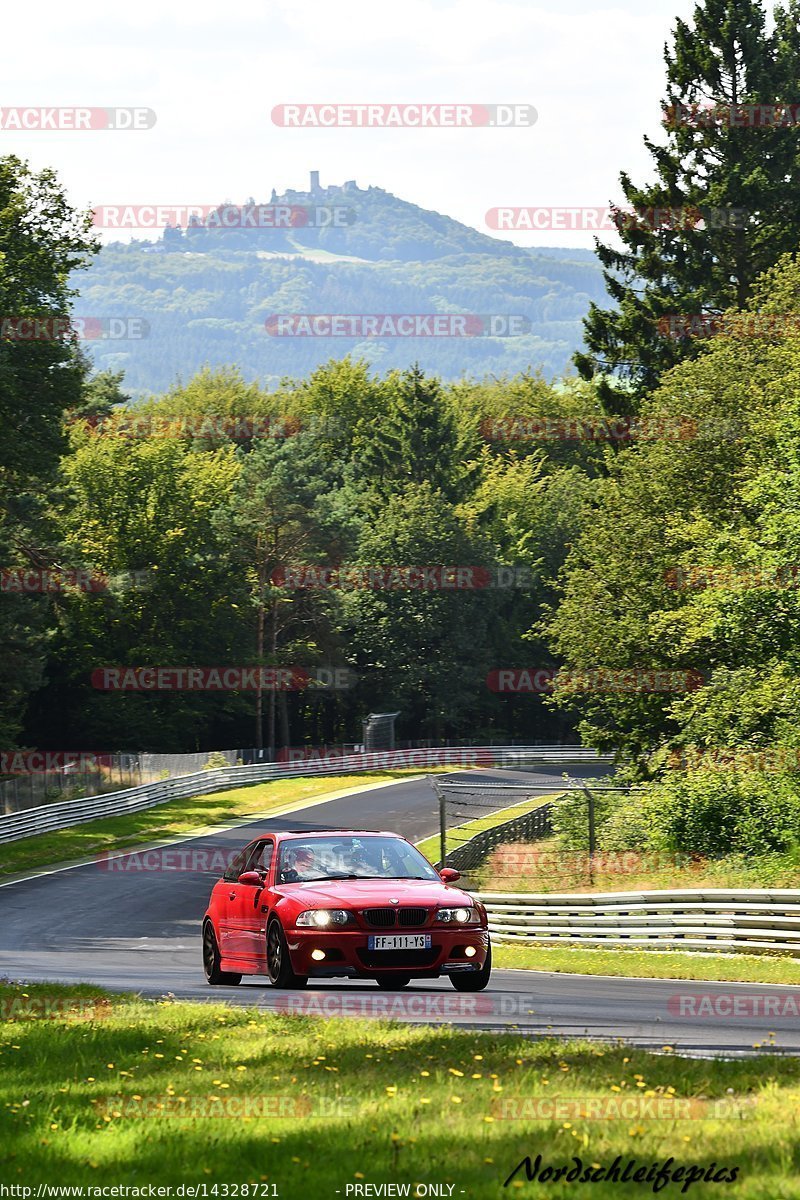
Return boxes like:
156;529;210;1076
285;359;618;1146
2;763;798;1056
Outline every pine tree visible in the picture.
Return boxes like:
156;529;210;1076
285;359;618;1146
354;364;465;498
576;0;800;413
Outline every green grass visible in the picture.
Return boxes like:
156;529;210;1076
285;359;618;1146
415;792;559;864
1;983;799;1196
494;943;800;987
0;770;438;880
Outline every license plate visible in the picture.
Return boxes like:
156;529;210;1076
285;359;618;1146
368;934;431;951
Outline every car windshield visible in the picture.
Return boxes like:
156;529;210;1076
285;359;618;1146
275;835;440;884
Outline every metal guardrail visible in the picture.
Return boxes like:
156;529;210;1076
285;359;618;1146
437;801;555;872
475;889;800;954
0;746;612;846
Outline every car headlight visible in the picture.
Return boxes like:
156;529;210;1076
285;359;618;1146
296;909;354;927
436;906;479;925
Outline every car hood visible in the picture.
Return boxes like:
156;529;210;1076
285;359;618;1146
274;877;474;908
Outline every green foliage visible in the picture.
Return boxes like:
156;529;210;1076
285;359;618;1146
33;434;244;749
576;0;800;411
0;156;97;486
0;156;97;745
202;751;230;770
637;770;800;857
552;769;800;861
546;254;800;761
353;364;468;500
342;481;499;736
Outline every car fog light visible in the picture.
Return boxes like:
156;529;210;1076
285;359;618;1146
465;946;477;958
311;949;326;961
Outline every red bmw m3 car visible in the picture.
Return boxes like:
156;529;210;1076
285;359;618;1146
202;830;491;990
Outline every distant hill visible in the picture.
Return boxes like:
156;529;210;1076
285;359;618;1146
76;175;609;395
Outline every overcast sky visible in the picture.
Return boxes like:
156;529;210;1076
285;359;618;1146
2;0;697;249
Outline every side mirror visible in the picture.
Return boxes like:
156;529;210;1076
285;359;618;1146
439;867;461;883
237;870;263;887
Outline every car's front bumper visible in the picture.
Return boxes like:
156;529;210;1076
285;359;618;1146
285;926;490;977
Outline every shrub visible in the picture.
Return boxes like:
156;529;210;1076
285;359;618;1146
638;769;800;857
202;751;231;770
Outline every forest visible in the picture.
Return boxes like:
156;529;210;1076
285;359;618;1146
7;0;800;877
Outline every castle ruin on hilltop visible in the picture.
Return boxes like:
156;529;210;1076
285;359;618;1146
275;172;368;203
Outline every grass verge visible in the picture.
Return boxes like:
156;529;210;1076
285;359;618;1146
1;983;798;1196
494;943;800;987
0;770;436;880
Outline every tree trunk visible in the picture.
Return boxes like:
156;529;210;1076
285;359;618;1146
268;595;278;755
255;565;265;751
278;690;290;750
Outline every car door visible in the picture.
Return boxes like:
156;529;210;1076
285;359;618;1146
217;844;255;955
217;845;251;957
226;839;273;964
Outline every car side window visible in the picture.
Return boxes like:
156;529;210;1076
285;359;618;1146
248;839;274;876
223;847;250;882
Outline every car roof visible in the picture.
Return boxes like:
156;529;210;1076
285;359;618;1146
246;829;401;842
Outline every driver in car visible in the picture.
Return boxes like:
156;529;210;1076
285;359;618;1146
347;846;368;873
282;846;316;882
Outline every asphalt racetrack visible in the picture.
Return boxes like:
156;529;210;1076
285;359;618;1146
2;763;798;1056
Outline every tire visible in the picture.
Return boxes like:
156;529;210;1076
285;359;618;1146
450;942;492;992
203;921;241;986
267;919;308;989
375;975;412;989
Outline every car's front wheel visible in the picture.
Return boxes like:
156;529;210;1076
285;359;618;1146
375;975;411;989
450;942;492;992
202;921;241;986
267;919;308;989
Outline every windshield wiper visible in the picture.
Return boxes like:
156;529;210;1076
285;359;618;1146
349;874;435;881
297;873;362;881
288;872;435;882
